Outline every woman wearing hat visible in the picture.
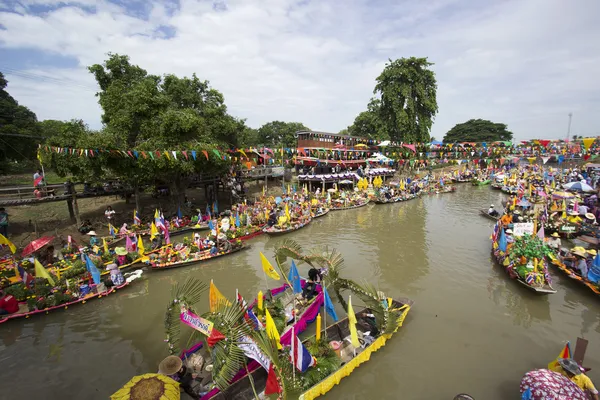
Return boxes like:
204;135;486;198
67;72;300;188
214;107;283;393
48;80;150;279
86;230;100;247
567;211;583;225
105;263;124;287
570;248;590;279
585;212;597;225
158;355;207;398
547;232;562;250
550;358;598;399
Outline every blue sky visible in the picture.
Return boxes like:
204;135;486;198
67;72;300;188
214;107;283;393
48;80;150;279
1;0;599;141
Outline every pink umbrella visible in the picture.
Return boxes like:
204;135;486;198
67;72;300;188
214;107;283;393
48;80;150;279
520;369;586;399
22;236;55;256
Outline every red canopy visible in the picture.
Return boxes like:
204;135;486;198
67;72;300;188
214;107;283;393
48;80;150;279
22;236;54;257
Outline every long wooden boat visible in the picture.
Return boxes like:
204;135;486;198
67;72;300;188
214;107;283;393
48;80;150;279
150;245;249;270
312;208;330;219
192;297;413;400
491;182;503;190
0;271;143;324
374;193;418;204
479;209;500;221
263;219;312;236
549;253;600;295
472;179;491;186
330;199;370;211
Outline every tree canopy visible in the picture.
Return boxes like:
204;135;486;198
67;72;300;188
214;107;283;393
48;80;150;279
442;119;513;143
256;121;309;148
347;98;387;140
374;57;438;143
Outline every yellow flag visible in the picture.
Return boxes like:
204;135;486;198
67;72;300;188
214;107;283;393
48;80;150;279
583;137;595;151
285;203;291;221
103;238;109;254
150;222;159;240
562;200;567;219
37;148;43;166
209;280;231;312
154;209;160;219
347;296;360;348
137;235;145;256
0;233;16;254
265;308;282;349
34;258;55;286
260;252;280;280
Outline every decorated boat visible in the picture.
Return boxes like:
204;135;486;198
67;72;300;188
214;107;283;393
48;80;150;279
330;198;369;210
149;241;248;270
548;251;600;295
471;179;491;186
311;208;330;219
491;222;556;294
263;218;312;236
0;270;144;323
479;209;500;221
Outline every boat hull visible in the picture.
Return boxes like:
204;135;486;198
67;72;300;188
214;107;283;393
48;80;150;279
150;245;249;270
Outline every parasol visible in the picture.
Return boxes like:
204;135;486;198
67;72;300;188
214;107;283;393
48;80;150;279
354;144;368;149
339;179;353;184
552;191;575;200
21;236;54;257
563;181;595;193
111;373;180;400
520;369;586;400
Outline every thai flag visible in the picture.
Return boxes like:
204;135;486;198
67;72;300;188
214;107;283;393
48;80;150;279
134;210;142;225
289;333;315;372
159;212;167;231
245;308;264;330
17;264;34;287
108;224;116;237
173;218;181;228
236;290;247;308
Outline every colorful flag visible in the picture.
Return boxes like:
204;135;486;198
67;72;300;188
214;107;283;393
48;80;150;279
33;175;44;187
213;200;219;214
206;205;211;219
34;258;55;286
236;289;247;308
125;235;134;252
16;264;34;287
0;233;16;254
150;222;159;240
498;228;507;252
548;342;571;370
137;235;145;256
265;308;282;349
289;330;315;372
536;225;545;240
235;212;241;228
323;285;338;322
260;252;281;280
285;203;291;221
177;206;183;219
103;238;109;254
84;255;101;285
133;209;141;225
245;308;264;330
347;296;360;348
264;364;281;395
287;260;302;294
164;224;171;244
209;280;231;312
108;224;116;237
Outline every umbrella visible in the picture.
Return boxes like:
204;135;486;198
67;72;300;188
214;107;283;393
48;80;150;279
518;199;531;208
520;369;586;400
563;181;595;192
354;144;368;149
275;196;282;204
22;236;54;257
111;373;180;400
552;191;575;200
339;180;353;184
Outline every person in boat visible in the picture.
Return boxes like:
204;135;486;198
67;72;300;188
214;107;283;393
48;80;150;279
119;223;130;235
302;267;322;301
500;212;512;227
488;204;499;217
550;358;599;400
158;355;208;398
87;230;100;247
42;245;64;265
193;232;202;249
78;219;93;234
567;211;583;225
115;247;128;266
151;234;163;250
570;248;589;278
267;210;278;227
584;212;597;225
0;288;19;316
546;232;562;250
105;263;125;287
505;229;514;244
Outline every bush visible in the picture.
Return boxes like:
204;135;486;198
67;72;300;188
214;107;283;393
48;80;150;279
4;283;28;301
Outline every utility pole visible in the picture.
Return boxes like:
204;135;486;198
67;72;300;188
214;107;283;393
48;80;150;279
567;112;573;141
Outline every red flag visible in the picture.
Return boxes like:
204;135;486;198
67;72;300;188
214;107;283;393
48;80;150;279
202;150;209;160
207;328;226;347
264;364;281;395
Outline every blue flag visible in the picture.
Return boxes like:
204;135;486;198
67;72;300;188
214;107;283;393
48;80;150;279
206;204;211;218
322;285;338;322
213;200;219;214
235;212;241;228
84;255;101;285
287;260;302;294
177;206;183;219
498;228;507;252
208;219;214;230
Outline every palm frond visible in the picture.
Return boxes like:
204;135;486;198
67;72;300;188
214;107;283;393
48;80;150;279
274;239;311;267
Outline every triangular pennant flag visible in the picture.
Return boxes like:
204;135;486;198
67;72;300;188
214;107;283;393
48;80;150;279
209;280;231;312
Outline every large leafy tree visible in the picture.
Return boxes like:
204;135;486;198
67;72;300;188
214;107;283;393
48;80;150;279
374;57;438;143
348;98;387;140
257;121;309;148
443;119;513;143
0;72;40;171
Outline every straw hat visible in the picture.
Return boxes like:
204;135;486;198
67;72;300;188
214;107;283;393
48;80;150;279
587;249;597;256
86;231;97;236
513;210;521;215
106;263;119;271
551;232;560;238
115;247;128;256
158;355;183;375
572;248;587;258
569;211;579;216
558;358;582;375
585;213;596;220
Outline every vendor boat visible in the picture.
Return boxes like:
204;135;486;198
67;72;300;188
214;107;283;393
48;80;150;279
330;198;370;211
312;208;330;219
491;222;556;294
149;243;249;270
263;219;312;236
0;270;144;324
548;252;600;295
471;179;491;186
479;209;500;221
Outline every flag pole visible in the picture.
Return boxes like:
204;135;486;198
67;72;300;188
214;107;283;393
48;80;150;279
292;325;296;383
323;281;327;340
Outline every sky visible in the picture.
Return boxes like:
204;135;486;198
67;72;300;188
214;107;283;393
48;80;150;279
0;0;599;141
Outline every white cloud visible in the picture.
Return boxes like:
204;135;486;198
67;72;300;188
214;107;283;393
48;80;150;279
1;0;599;140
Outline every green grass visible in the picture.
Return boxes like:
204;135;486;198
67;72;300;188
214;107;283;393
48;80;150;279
0;171;68;186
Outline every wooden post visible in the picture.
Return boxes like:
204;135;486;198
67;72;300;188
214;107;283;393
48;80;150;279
66;198;76;223
71;194;81;227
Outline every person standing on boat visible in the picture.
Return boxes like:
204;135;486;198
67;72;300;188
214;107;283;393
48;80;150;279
550;358;599;400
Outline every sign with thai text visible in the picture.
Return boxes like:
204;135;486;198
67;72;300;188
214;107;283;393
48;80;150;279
180;309;214;336
238;335;271;371
512;222;535;237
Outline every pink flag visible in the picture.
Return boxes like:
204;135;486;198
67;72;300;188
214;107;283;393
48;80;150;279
68;235;72;243
573;200;579;213
164;226;171;244
125;235;134;252
537;225;545;240
403;144;416;153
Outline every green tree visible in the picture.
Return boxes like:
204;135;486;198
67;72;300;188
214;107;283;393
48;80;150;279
38;120;72;138
338;128;349;135
442;119;513;143
257;121;309;148
348;98;387;140
0;72;40;171
238;126;259;147
374;57;438;143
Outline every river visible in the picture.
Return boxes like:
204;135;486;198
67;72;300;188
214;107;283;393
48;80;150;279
1;184;599;400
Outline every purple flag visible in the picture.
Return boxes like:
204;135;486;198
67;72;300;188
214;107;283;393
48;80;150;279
537;225;545;240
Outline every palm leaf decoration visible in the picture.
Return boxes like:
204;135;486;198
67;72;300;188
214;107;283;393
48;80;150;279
164;277;207;355
274;239;312;268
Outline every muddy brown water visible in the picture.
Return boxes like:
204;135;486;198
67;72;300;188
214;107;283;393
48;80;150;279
1;184;599;399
